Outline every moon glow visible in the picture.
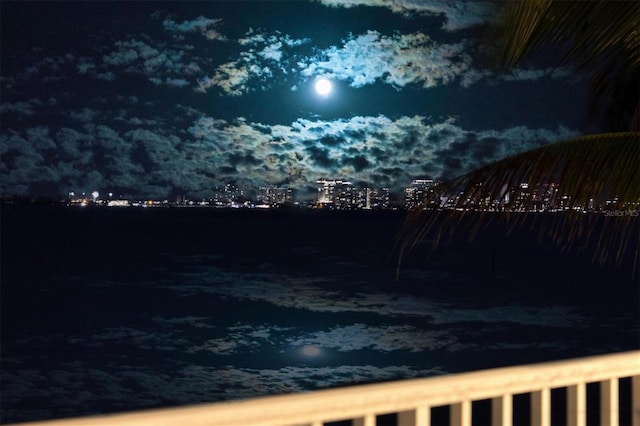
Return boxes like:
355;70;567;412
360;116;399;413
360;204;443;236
301;345;321;356
314;78;332;96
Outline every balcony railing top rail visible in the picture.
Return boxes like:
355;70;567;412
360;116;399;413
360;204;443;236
9;350;640;426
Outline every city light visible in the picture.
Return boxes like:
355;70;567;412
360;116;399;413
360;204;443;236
41;177;635;213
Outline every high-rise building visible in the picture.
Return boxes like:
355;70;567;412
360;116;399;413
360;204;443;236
368;187;390;210
211;183;245;207
317;179;351;206
403;179;435;210
257;186;293;206
316;179;391;210
335;184;369;210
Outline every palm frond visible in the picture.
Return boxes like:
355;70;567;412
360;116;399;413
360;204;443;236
395;133;640;279
397;3;640;279
492;1;640;72
489;0;640;131
451;132;639;207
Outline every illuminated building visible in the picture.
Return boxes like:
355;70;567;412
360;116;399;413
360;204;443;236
368;187;390;210
210;183;245;207
316;179;349;206
508;182;533;211
403;179;435;210
316;179;390;210
257;186;294;206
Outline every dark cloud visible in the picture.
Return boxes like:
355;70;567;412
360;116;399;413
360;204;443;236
305;145;334;169
318;0;498;31
343;155;369;172
0;109;580;198
471;136;500;160
0;99;41;116
227;152;261;167
318;135;344;146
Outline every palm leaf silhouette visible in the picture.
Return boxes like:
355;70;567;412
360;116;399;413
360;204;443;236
395;1;640;278
395;132;639;277
489;0;640;131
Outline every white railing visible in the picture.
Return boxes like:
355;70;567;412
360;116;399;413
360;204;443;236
11;351;640;426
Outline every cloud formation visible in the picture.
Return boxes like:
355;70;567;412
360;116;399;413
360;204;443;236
0;109;579;198
192;28;564;95
197;30;310;95
102;38;205;88
163;16;227;41
0;3;582;199
0;10;571;98
0;99;42;116
298;31;472;89
318;0;498;31
187;114;579;195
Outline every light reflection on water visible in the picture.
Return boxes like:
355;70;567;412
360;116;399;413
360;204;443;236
1;208;637;424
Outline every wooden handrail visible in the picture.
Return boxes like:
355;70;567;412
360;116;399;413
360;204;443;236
10;350;640;426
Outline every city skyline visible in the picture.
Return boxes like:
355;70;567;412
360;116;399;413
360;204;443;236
26;175;630;215
2;1;594;200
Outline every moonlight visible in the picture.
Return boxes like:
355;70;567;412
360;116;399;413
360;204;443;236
315;78;332;95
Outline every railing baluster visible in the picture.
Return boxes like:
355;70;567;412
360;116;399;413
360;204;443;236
398;406;430;426
450;400;471;426
633;375;640;426
531;388;551;426
352;413;375;426
491;394;512;426
567;382;586;426
4;351;638;426
600;378;619;426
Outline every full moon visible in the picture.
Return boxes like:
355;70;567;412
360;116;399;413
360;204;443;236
315;78;332;95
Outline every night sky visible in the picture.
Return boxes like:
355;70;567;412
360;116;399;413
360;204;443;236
1;1;593;200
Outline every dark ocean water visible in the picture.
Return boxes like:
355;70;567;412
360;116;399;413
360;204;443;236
1;206;638;424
